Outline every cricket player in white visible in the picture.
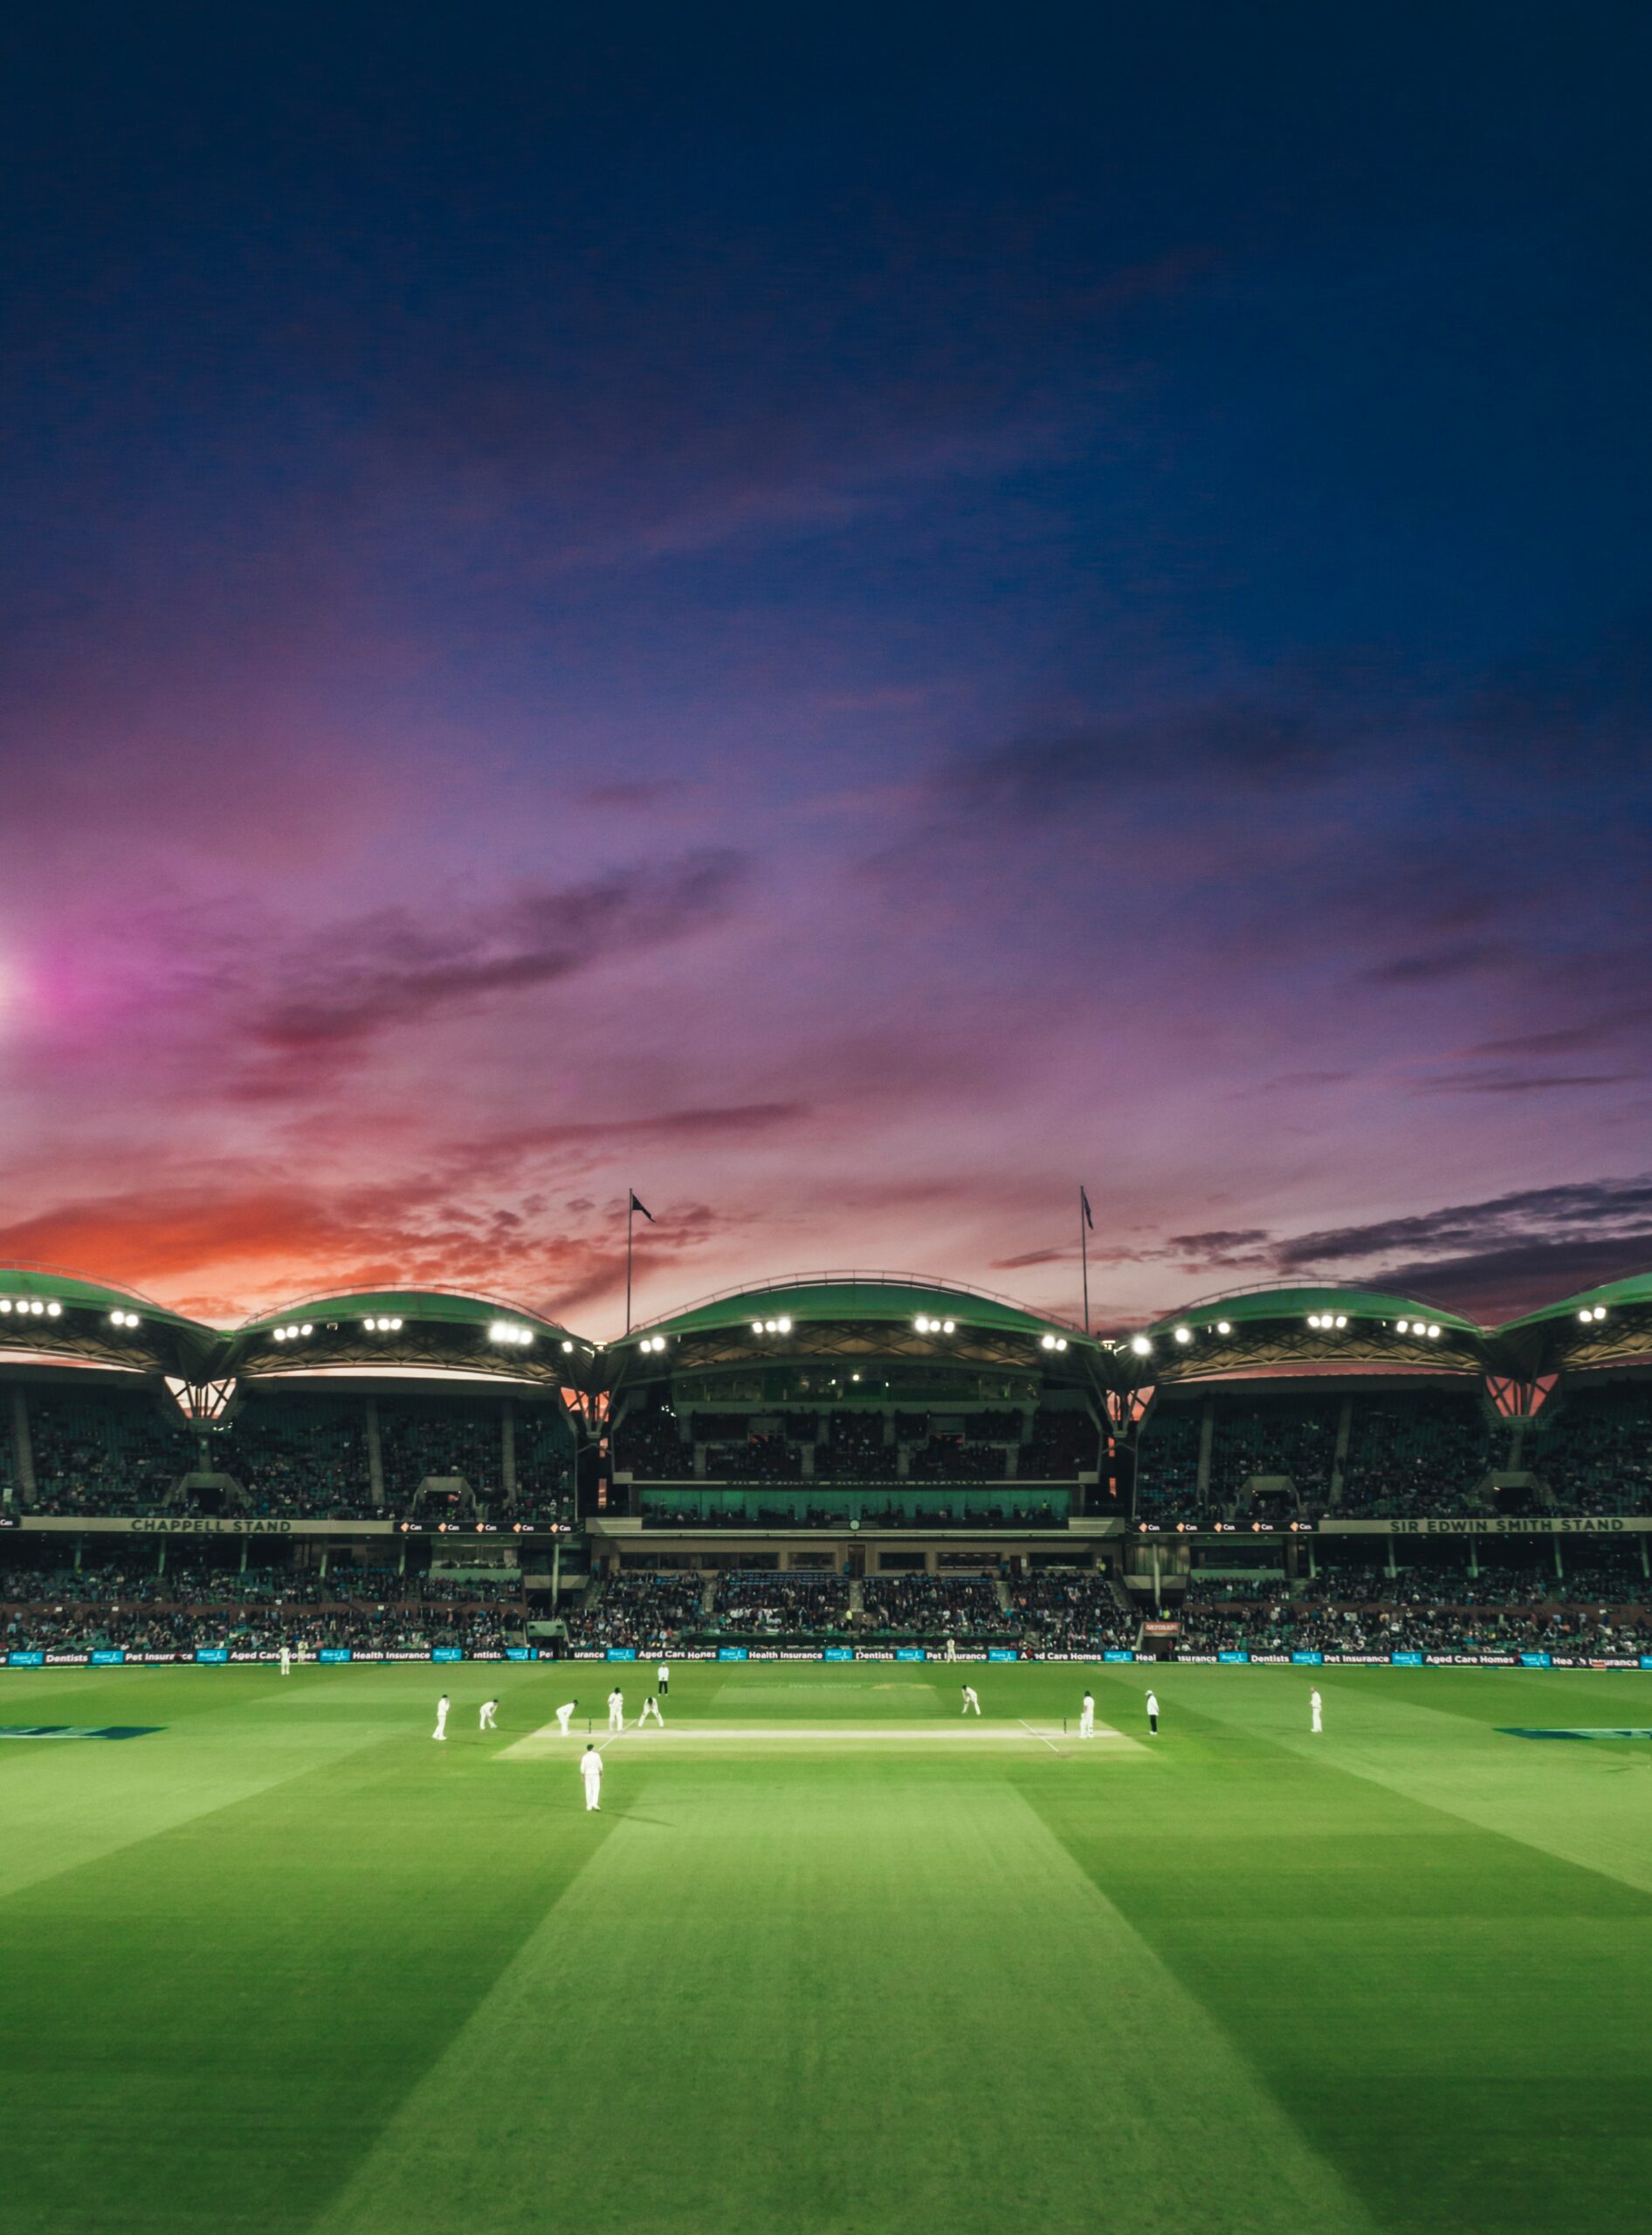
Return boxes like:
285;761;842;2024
479;1699;499;1730
961;1685;981;1715
1146;1688;1159;1735
657;1662;670;1695
581;1744;603;1811
1079;1690;1095;1738
554;1699;578;1736
638;1695;664;1727
1311;1687;1323;1734
607;1686;625;1732
279;1645;291;1677
433;1693;450;1742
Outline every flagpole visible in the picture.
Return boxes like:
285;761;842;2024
1080;1186;1090;1336
625;1194;634;1335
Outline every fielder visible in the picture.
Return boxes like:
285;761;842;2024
279;1644;291;1677
638;1695;664;1727
433;1693;450;1742
607;1686;625;1732
657;1662;670;1695
554;1699;579;1736
1079;1689;1095;1738
1146;1688;1159;1736
1311;1686;1323;1735
961;1684;981;1716
479;1698;499;1730
581;1743;603;1812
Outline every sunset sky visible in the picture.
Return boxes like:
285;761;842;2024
2;6;1650;1333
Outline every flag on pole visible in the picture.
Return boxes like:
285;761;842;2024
630;1191;655;1221
1080;1186;1094;1230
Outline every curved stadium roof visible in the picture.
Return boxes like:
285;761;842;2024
623;1271;1095;1348
237;1286;580;1338
1496;1270;1652;1334
0;1262;207;1332
1146;1282;1481;1338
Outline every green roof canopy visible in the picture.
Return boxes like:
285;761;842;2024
1496;1271;1652;1336
624;1273;1092;1350
0;1264;207;1334
1146;1283;1482;1338
237;1288;577;1338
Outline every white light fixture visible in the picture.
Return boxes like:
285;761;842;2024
1130;1334;1152;1357
1396;1319;1410;1334
752;1320;764;1334
776;1317;792;1334
1334;1315;1347;1330
561;1338;575;1353
1215;1320;1231;1335
1427;1324;1442;1340
45;1301;61;1317
1174;1324;1192;1344
1040;1332;1056;1350
1056;1337;1068;1351
942;1318;955;1334
1593;1304;1608;1322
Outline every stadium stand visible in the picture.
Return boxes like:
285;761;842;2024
1008;1571;1136;1652
26;1390;196;1515
1132;1400;1203;1521
1532;1381;1652;1514
1338;1390;1494;1516
858;1574;1017;1640
710;1571;852;1636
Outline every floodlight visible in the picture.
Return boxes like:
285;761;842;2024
1174;1325;1192;1344
1215;1320;1231;1335
273;1327;286;1342
1396;1319;1409;1333
0;1300;10;1312
1040;1332;1056;1350
1307;1313;1321;1329
45;1301;61;1317
1578;1308;1592;1323
1427;1324;1441;1339
1056;1337;1068;1351
942;1318;955;1333
915;1315;930;1332
776;1317;791;1333
300;1324;313;1337
1334;1315;1347;1329
1130;1334;1152;1357
752;1321;765;1334
1593;1304;1608;1321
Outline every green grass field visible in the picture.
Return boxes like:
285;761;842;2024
3;1659;1650;2235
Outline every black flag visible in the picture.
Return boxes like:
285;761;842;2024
1080;1186;1094;1230
630;1191;655;1222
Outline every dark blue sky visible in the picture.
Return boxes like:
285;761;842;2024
2;3;1649;1327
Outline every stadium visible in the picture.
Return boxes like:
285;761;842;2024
5;1256;1652;2235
